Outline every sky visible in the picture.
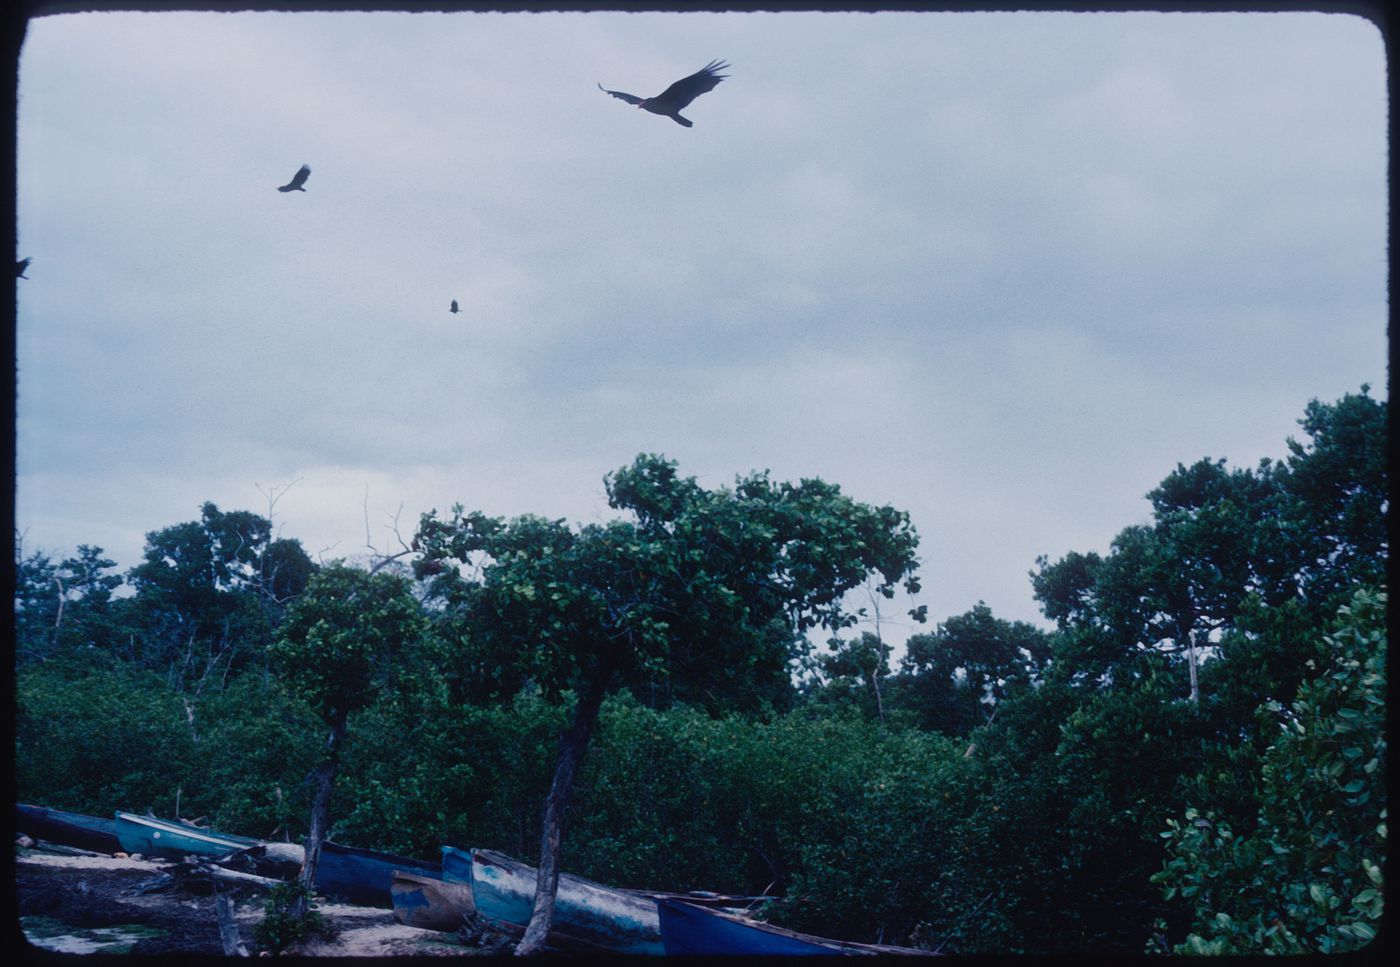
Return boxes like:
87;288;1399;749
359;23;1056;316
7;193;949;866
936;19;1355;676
12;7;1389;651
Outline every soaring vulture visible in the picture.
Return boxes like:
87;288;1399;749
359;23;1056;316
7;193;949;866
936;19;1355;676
17;257;30;278
598;59;729;127
277;164;312;192
450;300;460;314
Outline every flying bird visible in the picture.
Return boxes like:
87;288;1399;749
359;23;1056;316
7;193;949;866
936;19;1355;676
598;59;729;127
277;164;311;192
17;257;30;278
450;300;459;314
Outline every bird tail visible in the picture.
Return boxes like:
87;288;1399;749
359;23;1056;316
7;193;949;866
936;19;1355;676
672;114;693;127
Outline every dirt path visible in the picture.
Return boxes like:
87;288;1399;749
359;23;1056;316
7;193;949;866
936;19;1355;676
13;848;476;957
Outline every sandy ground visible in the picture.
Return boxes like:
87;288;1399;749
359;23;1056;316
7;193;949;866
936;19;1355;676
12;846;482;957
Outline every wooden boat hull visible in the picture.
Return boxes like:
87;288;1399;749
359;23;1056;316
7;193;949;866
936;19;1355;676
390;869;476;932
315;840;440;908
113;811;259;860
656;898;936;956
442;846;665;955
17;803;122;855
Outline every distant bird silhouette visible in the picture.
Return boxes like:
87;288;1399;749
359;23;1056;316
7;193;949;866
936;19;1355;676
277;164;311;192
599;59;729;127
16;258;30;278
450;300;460;314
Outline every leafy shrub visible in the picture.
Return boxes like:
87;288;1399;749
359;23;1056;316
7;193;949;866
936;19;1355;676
252;881;334;955
15;662;195;815
1151;587;1386;953
189;670;321;838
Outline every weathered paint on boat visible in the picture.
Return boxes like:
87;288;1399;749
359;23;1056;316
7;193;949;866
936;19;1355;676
17;803;121;854
439;843;474;884
442;846;666;955
113;811;260;860
655;898;938;956
390;869;476;932
314;840;440;908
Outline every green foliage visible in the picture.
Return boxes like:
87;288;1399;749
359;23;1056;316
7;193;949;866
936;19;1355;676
884;603;1051;735
267;563;426;727
1032;457;1268;703
1031;389;1386;708
930;652;1206;954
566;695;963;948
1271;387;1388;605
806;631;895;721
1151;587;1387;954
755;710;964;946
15;661;196;816
121;503;315;691
9;390;1386;958
13;539;126;666
565;696;734;892
329;685;565;861
187;670;321;838
252;881;333;955
265;561;432;905
414;453;924;713
259;537;317;602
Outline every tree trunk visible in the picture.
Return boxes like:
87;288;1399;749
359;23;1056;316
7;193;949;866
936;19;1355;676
1185;629;1200;705
214;889;250;957
291;714;347;920
52;577;65;630
514;672;611;957
869;658;885;724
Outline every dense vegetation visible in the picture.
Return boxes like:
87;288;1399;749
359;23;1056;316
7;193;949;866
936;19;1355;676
13;387;1386;954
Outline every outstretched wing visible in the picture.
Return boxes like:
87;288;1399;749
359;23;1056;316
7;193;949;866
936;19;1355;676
654;59;729;111
288;164;311;189
598;82;645;106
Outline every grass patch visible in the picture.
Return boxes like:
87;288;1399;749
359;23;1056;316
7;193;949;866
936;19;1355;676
21;916;167;954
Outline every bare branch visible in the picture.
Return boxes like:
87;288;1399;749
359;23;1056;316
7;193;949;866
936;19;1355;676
366;549;413;577
360;491;419;576
255;476;304;541
387;502;414;555
363;484;374;553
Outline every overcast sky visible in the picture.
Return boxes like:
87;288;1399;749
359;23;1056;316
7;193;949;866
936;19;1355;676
13;7;1388;648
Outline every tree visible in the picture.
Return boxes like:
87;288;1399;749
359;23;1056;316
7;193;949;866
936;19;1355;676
414;453;923;955
259;537;317;603
266;563;426;919
13;537;123;665
1030;388;1386;705
928;644;1206;954
812;631;895;722
125;502;315;692
1033;459;1265;703
1151;587;1386;954
956;388;1388;952
16;660;197;816
889;603;1051;736
1266;386;1388;609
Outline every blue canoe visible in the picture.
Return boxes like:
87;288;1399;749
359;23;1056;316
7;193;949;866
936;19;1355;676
390;869;477;932
656;898;937;956
114;811;261;860
17;803;121;854
315;840;440;908
442;846;666;954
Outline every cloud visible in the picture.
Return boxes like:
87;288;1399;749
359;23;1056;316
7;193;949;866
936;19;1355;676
14;10;1387;638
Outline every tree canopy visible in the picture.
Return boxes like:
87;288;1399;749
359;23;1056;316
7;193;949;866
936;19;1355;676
11;388;1385;957
414;453;924;713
